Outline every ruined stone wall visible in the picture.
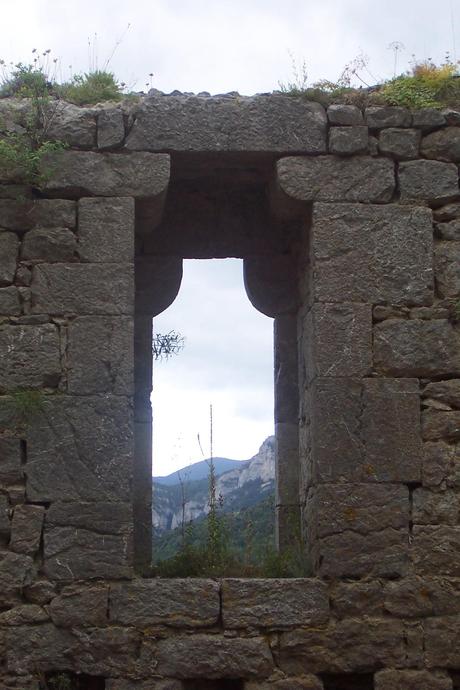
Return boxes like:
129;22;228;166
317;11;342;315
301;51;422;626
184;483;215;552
0;93;458;689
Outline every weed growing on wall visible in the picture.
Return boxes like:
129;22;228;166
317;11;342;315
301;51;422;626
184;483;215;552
0;389;47;434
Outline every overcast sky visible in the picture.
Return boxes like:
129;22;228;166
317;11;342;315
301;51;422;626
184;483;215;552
1;1;457;474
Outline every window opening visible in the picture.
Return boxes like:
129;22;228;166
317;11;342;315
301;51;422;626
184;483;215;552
151;259;275;576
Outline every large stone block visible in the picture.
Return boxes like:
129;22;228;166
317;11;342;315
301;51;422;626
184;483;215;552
278;618;406;674
0;324;61;392
425;616;460;667
126;94;327;153
97;108;125;148
365;106;412;128
0;439;23;485
0;232;19;285
307;483;409;539
42;151;170;198
110;579;220;627
0;551;35;608
7;623;140;676
362;378;422;482
25;396;133;502
43;524;132;581
423;379;460;409
277;156;394;203
422;409;460;441
9;504;44;556
67;316;133;394
421;126;460;162
435;242;460;298
45;101;96;148
0;199;76;231
412;488;458;525
222;578;329;628
328;126;368;155
374;319;460;376
31;264;134;315
49;584;109;627
422;441;457;488
330;580;384;618
378;127;420;159
302;303;372;381
375;669;452;690
311;203;433;305
0;287;21;315
78;197;134;262
21;227;77;263
399;160;459;203
156;634;274;678
327;104;363;125
412;525;460;576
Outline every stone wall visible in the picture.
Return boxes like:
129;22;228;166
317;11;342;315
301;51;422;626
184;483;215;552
0;93;459;688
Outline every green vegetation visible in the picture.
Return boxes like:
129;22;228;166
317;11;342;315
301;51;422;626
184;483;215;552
58;70;123;105
0;389;47;432
280;53;460;110
153;494;311;578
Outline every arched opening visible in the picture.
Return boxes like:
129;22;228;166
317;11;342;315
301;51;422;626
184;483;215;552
133;153;302;571
151;257;275;569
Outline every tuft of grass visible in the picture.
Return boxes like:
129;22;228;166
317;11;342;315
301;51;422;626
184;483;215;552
57;70;123;105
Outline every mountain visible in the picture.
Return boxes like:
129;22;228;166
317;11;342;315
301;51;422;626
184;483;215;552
152;436;275;532
154;457;244;485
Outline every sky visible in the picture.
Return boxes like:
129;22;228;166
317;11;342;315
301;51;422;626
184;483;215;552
1;0;457;474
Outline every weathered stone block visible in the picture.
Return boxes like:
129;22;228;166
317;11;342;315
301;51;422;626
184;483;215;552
379;127;420;159
7;623;140;676
435;242;460;298
330;580;384;618
307;483;409;538
421;126;460;162
362;378;422;483
328;126;368;155
0;324;61;392
43;524;132;581
423;379;460;409
21;227;77;262
156;634;274;678
425;615;460;667
110;579;220;627
311;203;433;305
0;604;48;625
327;104;363;125
67;316;133;394
312;528;409;578
0;199;76;231
49;584;109;627
0;232;19;285
45;102;96;148
413;108;447;129
412;487;458;525
23;579;56;605
422;441;457;488
422;409;460;441
374;319;460;376
0;551;35;608
78;197;134;262
126;94;327;153
303;303;372;381
222;578;329;628
434;201;460;221
375;669;452;690
46;501;132;532
0;494;10;537
97;108;125;148
0;287;21;315
25;396;133;502
278;619;406;674
277;156;394;203
31;264;134;315
274;315;298;423
399;159;459;202
412;525;460;576
0;439;23;485
436;219;460;240
9;504;44;556
365;106;412;128
42;151;170;198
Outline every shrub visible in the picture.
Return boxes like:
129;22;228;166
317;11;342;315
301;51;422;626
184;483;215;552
382;60;460;108
57;70;123;105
